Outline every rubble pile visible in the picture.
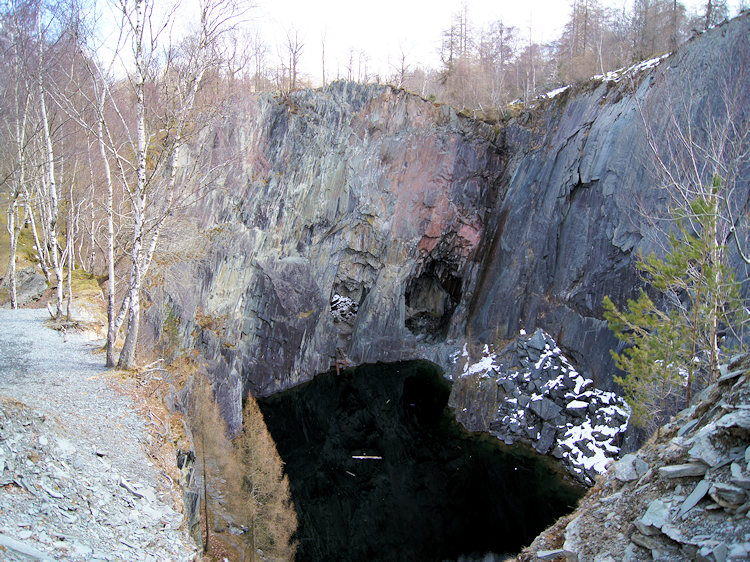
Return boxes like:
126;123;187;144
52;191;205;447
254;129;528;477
0;398;193;561
523;354;750;561
453;329;630;485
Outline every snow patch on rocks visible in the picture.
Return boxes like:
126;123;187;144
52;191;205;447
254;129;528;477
524;353;750;562
454;328;630;485
593;53;671;83
330;293;359;323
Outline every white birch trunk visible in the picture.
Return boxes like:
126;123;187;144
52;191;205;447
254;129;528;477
27;200;50;283
6;204;19;309
118;0;147;369
97;88;119;367
6;32;32;309
37;6;64;318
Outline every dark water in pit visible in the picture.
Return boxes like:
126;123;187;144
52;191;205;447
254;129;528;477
258;360;584;561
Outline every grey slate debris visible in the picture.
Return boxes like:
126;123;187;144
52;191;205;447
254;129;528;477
526;350;750;561
0;309;196;560
658;463;709;478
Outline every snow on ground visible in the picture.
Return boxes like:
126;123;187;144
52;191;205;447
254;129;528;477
542;85;571;99
592;53;671;84
536;52;670;104
461;344;499;377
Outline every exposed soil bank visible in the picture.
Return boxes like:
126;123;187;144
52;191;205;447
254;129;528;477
259;360;584;561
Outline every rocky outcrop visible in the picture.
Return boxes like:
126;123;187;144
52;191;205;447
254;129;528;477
151;15;750;436
0;266;47;307
521;355;750;561
465;16;750;387
159;81;504;431
451;329;630;485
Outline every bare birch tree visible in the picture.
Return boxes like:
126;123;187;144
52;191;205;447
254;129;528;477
117;0;246;368
2;2;35;309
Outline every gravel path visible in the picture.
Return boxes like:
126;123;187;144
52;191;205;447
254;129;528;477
0;308;197;560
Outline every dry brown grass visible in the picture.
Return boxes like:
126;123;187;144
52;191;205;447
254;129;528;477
109;357;193;514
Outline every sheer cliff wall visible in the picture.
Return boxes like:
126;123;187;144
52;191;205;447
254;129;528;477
152;15;749;432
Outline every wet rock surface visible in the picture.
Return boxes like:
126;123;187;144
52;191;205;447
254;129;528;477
521;354;750;561
451;329;630;485
0;309;195;560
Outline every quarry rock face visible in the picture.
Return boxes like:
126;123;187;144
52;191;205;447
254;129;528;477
469;16;750;388
164;81;503;430
157;15;750;435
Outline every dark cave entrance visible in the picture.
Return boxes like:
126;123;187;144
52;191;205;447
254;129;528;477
258;361;584;562
404;264;462;340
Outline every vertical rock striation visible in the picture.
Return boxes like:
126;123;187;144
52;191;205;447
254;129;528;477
162;82;504;431
153;15;750;436
465;15;750;387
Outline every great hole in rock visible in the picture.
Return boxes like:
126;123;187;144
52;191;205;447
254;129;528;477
257;360;584;561
404;262;462;341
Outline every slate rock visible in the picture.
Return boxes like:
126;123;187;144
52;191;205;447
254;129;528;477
677;418;699;437
634;499;670;536
713;542;729;562
613;454;648;482
658;463;708;478
688;426;723;467
716;410;750;430
526;329;548;353
535;424;557;455
566;401;589;418
530;397;563;421
0;532;55;561
730;465;750;489
717;369;745;384
574;439;595;458
679;479;711;519
501;379;517;394
631;531;665;552
709;482;747;508
536;549;571;559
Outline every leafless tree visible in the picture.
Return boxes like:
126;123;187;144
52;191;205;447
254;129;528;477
285;27;303;90
36;2;67;317
704;0;729;29
389;46;410;89
114;0;246;369
1;1;36;308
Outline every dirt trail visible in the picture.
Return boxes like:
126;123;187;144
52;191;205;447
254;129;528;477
0;308;196;561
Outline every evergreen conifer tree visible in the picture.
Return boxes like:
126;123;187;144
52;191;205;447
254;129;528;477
604;183;747;434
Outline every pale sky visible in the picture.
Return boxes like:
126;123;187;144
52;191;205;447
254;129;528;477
94;0;744;84
252;0;744;85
